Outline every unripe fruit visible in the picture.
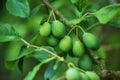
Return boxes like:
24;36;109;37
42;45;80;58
82;33;100;49
86;71;100;80
51;20;66;38
39;22;51;37
66;68;81;80
78;54;93;71
72;40;84;57
79;72;90;80
59;36;72;52
47;35;59;46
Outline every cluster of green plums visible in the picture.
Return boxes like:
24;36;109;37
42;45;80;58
39;20;100;79
66;68;100;80
39;20;100;51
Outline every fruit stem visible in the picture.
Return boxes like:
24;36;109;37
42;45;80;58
76;28;79;36
52;10;57;20
47;10;54;22
68;62;86;73
75;67;86;73
77;26;85;33
68;62;76;68
67;26;78;35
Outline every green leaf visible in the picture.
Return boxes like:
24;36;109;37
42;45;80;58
18;46;35;59
5;46;35;70
17;46;35;72
18;57;24;72
33;46;55;62
94;4;120;24
30;5;41;16
44;60;62;79
6;46;35;61
75;0;88;12
24;63;42;80
6;0;30;18
0;24;21;42
68;17;84;25
24;57;55;80
60;2;78;20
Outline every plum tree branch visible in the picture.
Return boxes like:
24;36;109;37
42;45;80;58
41;0;105;69
41;0;120;79
21;38;68;64
88;49;106;70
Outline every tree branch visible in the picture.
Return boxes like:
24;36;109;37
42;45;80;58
88;49;106;70
41;0;120;79
41;0;105;70
21;38;68;64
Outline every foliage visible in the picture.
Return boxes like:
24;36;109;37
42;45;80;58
0;0;120;80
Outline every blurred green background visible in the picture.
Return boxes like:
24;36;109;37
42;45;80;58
0;0;120;80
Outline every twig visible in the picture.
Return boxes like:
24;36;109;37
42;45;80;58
21;38;68;64
88;49;106;70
